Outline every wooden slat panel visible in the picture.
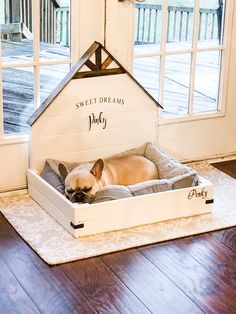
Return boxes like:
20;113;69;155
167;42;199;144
32;105;156;137
32;142;148;173
32;124;156;158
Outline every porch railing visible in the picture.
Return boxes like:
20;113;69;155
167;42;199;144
135;3;222;45
55;6;70;46
1;0;60;42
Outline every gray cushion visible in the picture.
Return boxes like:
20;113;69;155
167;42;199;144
40;142;199;202
41;161;65;195
90;185;133;203
128;179;172;196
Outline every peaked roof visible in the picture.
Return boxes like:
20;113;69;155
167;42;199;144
28;41;162;126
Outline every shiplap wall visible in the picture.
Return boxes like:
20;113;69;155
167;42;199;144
30;74;158;172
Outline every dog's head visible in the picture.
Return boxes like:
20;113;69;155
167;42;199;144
58;159;104;203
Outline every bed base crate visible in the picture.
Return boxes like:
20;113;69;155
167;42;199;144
27;169;213;238
26;42;214;238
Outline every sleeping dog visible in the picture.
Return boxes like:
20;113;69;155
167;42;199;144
58;155;158;203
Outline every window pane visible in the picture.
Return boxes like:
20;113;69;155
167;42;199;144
40;64;70;104
198;0;226;48
163;54;191;117
40;0;70;60
193;51;220;113
134;0;162;55
166;0;194;51
133;56;160;100
3;67;34;134
1;0;34;63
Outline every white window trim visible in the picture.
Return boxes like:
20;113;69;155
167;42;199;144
133;0;234;126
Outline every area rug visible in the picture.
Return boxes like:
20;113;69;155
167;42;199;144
0;161;236;265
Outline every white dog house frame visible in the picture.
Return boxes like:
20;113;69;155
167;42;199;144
27;42;213;238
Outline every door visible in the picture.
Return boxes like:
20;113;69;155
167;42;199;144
0;0;104;192
106;0;236;161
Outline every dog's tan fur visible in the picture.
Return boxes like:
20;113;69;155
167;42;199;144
58;155;158;203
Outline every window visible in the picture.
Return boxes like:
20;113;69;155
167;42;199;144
0;0;71;135
133;0;228;120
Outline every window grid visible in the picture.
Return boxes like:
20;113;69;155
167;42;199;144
0;0;73;140
133;0;230;121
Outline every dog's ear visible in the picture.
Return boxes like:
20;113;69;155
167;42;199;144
91;159;104;179
58;163;68;181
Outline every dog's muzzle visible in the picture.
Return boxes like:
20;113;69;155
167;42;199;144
66;190;92;204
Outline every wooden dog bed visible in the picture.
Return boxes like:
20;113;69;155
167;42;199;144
27;42;213;238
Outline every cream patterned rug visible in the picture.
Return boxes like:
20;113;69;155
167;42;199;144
0;161;236;265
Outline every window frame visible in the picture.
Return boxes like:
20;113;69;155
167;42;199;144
0;0;80;143
133;0;233;126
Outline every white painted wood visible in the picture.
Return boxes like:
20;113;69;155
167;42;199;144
28;185;76;236
77;0;105;56
30;73;158;171
73;179;213;222
31;107;156;138
56;74;146;96
105;0;134;71
31;141;151;173
0;141;29;192
32;125;155;158
28;169;213;237
27;169;79;221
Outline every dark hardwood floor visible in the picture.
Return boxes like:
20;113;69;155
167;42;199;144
1;160;236;314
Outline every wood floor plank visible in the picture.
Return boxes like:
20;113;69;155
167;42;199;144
0;214;96;314
212;160;236;179
0;257;40;314
140;241;236;314
212;228;236;253
100;249;203;314
61;257;151;314
178;234;236;291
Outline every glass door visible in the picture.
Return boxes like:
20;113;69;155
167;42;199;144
0;0;74;191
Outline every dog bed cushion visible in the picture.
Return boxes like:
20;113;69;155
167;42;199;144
41;161;65;195
90;185;133;203
40;142;198;203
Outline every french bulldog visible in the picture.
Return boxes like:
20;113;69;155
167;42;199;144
58;155;158;203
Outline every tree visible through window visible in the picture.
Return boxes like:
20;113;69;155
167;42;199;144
133;0;226;118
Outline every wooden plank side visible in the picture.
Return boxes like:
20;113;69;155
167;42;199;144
31;141;150;173
31;124;156;159
56;73;153;97
41;87;157;118
27;169;212;238
32;105;156;138
28;185;76;237
73;182;213;237
27;169;80;221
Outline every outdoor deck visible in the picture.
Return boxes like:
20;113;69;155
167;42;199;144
1;39;219;134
